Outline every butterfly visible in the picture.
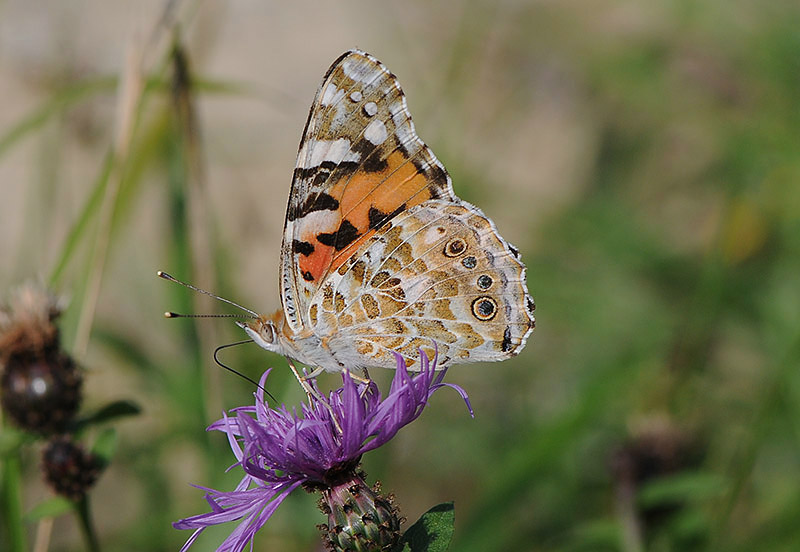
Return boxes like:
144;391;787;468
239;50;535;377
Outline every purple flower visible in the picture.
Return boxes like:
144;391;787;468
174;349;472;552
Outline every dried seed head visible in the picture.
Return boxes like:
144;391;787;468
42;436;102;501
0;282;80;433
1;350;82;433
0;282;64;360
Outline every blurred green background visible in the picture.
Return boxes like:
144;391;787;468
1;1;799;550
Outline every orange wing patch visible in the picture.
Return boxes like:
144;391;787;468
295;150;446;282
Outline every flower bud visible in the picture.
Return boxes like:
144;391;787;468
320;471;401;552
42;436;102;501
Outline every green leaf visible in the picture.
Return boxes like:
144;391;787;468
1;451;27;551
48;150;114;286
90;428;118;465
0;427;31;456
638;471;726;508
569;519;625;550
0;74;244;163
25;496;74;521
78;400;142;427
0;76;117;160
398;502;455;552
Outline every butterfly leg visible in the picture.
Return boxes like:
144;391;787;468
286;357;315;399
349;368;372;399
304;366;327;379
346;370;371;385
287;358;343;433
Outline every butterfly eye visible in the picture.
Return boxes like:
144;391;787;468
260;321;278;343
471;296;498;321
444;237;467;257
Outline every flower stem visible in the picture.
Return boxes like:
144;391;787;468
0;449;27;552
76;495;100;552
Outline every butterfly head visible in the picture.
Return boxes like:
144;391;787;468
237;312;282;354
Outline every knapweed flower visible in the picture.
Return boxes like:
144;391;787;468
174;349;472;552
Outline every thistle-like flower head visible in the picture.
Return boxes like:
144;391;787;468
175;350;471;552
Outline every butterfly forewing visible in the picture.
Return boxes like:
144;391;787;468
280;50;456;333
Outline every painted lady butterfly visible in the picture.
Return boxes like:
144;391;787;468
240;50;535;376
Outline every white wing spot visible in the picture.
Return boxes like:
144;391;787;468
389;100;418;148
349;91;363;102
302;138;362;167
364;119;388;145
389;101;406;124
341;57;385;82
297;209;338;232
363;102;378;117
321;83;344;106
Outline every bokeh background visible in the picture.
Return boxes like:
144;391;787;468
2;1;800;550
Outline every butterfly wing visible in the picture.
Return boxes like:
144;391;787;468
280;50;456;334
309;201;535;370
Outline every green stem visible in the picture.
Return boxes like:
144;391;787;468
0;448;26;552
76;495;100;552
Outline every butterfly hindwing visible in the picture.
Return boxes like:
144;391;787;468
308;201;534;370
280;50;456;333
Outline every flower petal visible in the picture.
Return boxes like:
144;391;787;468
174;346;471;550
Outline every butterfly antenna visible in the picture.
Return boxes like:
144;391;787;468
214;341;277;402
157;271;258;317
164;312;251;319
